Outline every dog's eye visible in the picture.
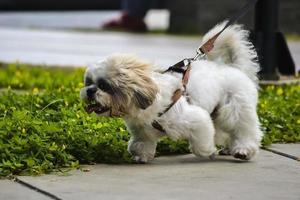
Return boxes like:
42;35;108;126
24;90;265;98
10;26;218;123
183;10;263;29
97;78;113;93
85;77;93;86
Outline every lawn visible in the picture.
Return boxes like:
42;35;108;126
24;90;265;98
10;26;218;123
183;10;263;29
0;62;299;176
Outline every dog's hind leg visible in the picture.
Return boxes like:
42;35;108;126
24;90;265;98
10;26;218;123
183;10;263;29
229;109;262;160
215;94;262;160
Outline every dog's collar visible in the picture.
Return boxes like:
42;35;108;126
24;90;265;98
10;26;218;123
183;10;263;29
151;58;193;133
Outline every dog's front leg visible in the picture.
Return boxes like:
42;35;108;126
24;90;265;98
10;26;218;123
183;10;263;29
126;123;161;163
127;135;158;163
185;107;217;158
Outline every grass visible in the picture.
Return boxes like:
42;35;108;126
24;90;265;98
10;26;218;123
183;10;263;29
258;84;300;144
286;34;300;41
0;62;299;177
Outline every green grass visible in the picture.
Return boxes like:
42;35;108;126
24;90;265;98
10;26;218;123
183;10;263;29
0;62;299;177
258;84;300;144
286;34;300;41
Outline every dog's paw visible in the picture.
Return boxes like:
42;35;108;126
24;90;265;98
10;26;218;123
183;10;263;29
233;152;249;160
218;148;231;156
231;145;258;160
128;141;155;164
133;155;150;164
209;152;216;160
190;145;217;158
133;156;154;164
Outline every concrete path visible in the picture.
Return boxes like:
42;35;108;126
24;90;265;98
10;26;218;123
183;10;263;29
1;145;299;200
0;27;300;72
0;27;197;68
0;180;50;200
268;143;300;158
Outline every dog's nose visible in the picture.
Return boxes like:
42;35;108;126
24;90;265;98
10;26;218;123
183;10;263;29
86;86;97;99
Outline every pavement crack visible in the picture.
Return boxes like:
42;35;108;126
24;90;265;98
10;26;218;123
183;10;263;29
261;147;300;161
13;177;63;200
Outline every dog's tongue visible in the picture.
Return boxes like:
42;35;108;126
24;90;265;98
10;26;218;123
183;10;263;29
85;104;100;114
85;104;110;114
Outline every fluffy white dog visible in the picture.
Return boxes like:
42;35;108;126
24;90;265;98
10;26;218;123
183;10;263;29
80;23;263;163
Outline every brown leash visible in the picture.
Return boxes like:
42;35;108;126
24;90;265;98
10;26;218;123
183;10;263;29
151;0;258;133
195;0;258;59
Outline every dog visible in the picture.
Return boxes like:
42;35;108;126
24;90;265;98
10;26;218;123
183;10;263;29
80;22;263;163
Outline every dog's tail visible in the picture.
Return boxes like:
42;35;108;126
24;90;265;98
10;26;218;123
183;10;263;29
201;21;260;83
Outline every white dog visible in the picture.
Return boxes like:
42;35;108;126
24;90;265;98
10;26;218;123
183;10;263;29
80;23;263;163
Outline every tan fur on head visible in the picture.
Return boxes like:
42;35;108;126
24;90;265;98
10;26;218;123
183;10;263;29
103;54;158;114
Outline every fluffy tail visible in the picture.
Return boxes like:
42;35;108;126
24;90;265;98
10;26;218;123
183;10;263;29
201;21;260;83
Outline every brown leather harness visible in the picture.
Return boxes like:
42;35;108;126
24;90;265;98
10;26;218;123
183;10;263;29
151;59;193;133
151;0;258;133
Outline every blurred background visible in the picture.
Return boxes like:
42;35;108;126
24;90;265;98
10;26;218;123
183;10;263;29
0;0;299;33
0;0;299;79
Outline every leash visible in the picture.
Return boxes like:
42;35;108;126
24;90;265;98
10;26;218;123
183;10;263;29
152;0;258;133
194;0;258;59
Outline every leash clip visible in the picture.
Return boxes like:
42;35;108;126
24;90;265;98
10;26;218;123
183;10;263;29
193;49;205;61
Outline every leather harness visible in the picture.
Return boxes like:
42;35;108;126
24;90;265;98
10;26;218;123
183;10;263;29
150;0;258;133
151;58;193;133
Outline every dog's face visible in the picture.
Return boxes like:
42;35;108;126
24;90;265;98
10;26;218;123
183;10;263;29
80;54;158;117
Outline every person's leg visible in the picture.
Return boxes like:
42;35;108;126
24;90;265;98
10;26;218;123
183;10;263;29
122;0;153;18
102;0;160;32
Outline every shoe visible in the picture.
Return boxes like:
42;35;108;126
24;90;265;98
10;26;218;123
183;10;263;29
102;12;147;32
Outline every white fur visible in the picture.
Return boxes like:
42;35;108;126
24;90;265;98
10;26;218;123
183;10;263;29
80;23;263;163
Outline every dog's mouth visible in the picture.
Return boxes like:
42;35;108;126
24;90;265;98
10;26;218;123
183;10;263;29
85;102;110;114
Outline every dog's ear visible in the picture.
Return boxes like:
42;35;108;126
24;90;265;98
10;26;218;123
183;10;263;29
104;54;158;110
132;75;158;110
133;90;154;110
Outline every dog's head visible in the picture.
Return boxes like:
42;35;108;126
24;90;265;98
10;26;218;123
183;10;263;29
80;54;158;117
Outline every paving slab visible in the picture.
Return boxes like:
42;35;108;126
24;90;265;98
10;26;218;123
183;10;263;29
18;150;300;200
0;179;50;200
268;143;300;159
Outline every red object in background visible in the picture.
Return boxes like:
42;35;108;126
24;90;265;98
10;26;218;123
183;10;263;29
102;12;147;32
